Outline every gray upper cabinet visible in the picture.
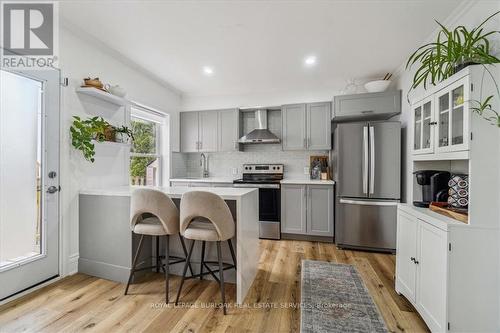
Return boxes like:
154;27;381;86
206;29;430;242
307;102;331;150
281;183;334;237
281;184;307;235
180;111;199;153
307;185;334;236
333;90;401;121
218;108;240;152
198;111;218;152
282;102;331;151
282;104;307;150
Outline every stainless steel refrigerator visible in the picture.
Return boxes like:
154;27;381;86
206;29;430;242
335;121;400;252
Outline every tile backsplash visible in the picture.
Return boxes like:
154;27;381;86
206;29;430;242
172;146;329;180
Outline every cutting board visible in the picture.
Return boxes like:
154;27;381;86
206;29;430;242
429;202;468;224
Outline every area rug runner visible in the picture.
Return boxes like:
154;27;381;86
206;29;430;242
301;260;388;333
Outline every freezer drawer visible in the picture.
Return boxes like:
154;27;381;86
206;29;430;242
335;198;398;251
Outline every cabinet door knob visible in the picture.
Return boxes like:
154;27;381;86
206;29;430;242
410;257;415;262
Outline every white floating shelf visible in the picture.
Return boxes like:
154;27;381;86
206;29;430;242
76;87;130;107
93;140;131;148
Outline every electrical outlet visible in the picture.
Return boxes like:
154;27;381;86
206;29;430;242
231;167;238;175
303;167;310;175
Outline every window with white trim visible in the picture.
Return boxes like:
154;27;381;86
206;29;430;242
130;106;165;186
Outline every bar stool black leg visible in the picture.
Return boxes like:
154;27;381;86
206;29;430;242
165;234;170;303
200;241;206;280
217;241;227;315
175;239;195;305
227;239;237;267
156;236;160;273
179;234;194;276
125;234;144;295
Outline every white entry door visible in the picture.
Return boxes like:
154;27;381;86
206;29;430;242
0;69;60;301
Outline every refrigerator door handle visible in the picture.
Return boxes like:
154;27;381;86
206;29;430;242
362;126;368;194
369;125;375;195
340;199;399;206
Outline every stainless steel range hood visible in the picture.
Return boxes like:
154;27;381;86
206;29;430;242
238;109;280;144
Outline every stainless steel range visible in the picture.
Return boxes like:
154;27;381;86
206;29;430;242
233;164;283;240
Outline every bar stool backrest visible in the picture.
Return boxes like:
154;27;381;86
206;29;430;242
130;188;179;235
180;191;235;241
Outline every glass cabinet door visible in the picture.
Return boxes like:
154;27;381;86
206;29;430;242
437;92;450;149
422;100;432;150
413;105;422;151
451;85;464;146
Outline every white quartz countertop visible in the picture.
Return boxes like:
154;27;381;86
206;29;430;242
170;177;235;183
80;186;257;200
280;179;336;185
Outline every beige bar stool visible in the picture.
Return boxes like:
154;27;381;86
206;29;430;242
175;191;236;315
125;188;193;303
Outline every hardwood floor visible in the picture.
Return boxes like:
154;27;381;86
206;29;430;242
0;240;429;332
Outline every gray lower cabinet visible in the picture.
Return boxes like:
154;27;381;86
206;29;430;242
281;184;307;234
282;102;331;151
281;184;334;237
218;108;240;151
307;185;334;236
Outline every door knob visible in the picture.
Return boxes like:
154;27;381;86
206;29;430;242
47;186;60;194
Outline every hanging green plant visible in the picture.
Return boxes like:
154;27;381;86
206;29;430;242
70;116;134;162
406;11;500;127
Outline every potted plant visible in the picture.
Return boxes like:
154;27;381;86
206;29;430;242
70;116;134;162
114;125;134;144
406;11;500;127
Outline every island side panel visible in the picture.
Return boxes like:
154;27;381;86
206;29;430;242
79;194;152;283
236;189;260;304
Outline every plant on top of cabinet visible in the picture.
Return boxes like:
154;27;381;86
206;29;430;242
406;11;500;127
70;116;133;162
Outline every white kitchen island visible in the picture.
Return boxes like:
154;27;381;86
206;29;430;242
79;186;259;304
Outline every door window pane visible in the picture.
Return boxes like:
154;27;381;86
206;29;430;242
439;111;449;147
0;71;43;268
452;106;464;145
422;101;431;149
414;106;421;150
438;93;450;147
451;86;464;145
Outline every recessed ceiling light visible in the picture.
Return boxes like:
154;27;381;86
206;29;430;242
203;66;214;75
304;55;317;67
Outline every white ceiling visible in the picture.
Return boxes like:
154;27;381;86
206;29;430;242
60;1;462;98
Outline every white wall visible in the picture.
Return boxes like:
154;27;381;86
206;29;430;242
59;25;181;275
392;0;500;203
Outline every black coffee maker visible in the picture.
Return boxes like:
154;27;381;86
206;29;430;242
413;170;451;208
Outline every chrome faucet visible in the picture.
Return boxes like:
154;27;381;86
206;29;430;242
200;153;209;178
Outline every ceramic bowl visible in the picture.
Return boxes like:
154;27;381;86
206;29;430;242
364;80;391;93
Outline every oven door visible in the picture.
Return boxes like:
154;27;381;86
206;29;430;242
259;188;281;239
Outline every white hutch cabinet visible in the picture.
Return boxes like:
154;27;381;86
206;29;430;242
397;65;499;332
